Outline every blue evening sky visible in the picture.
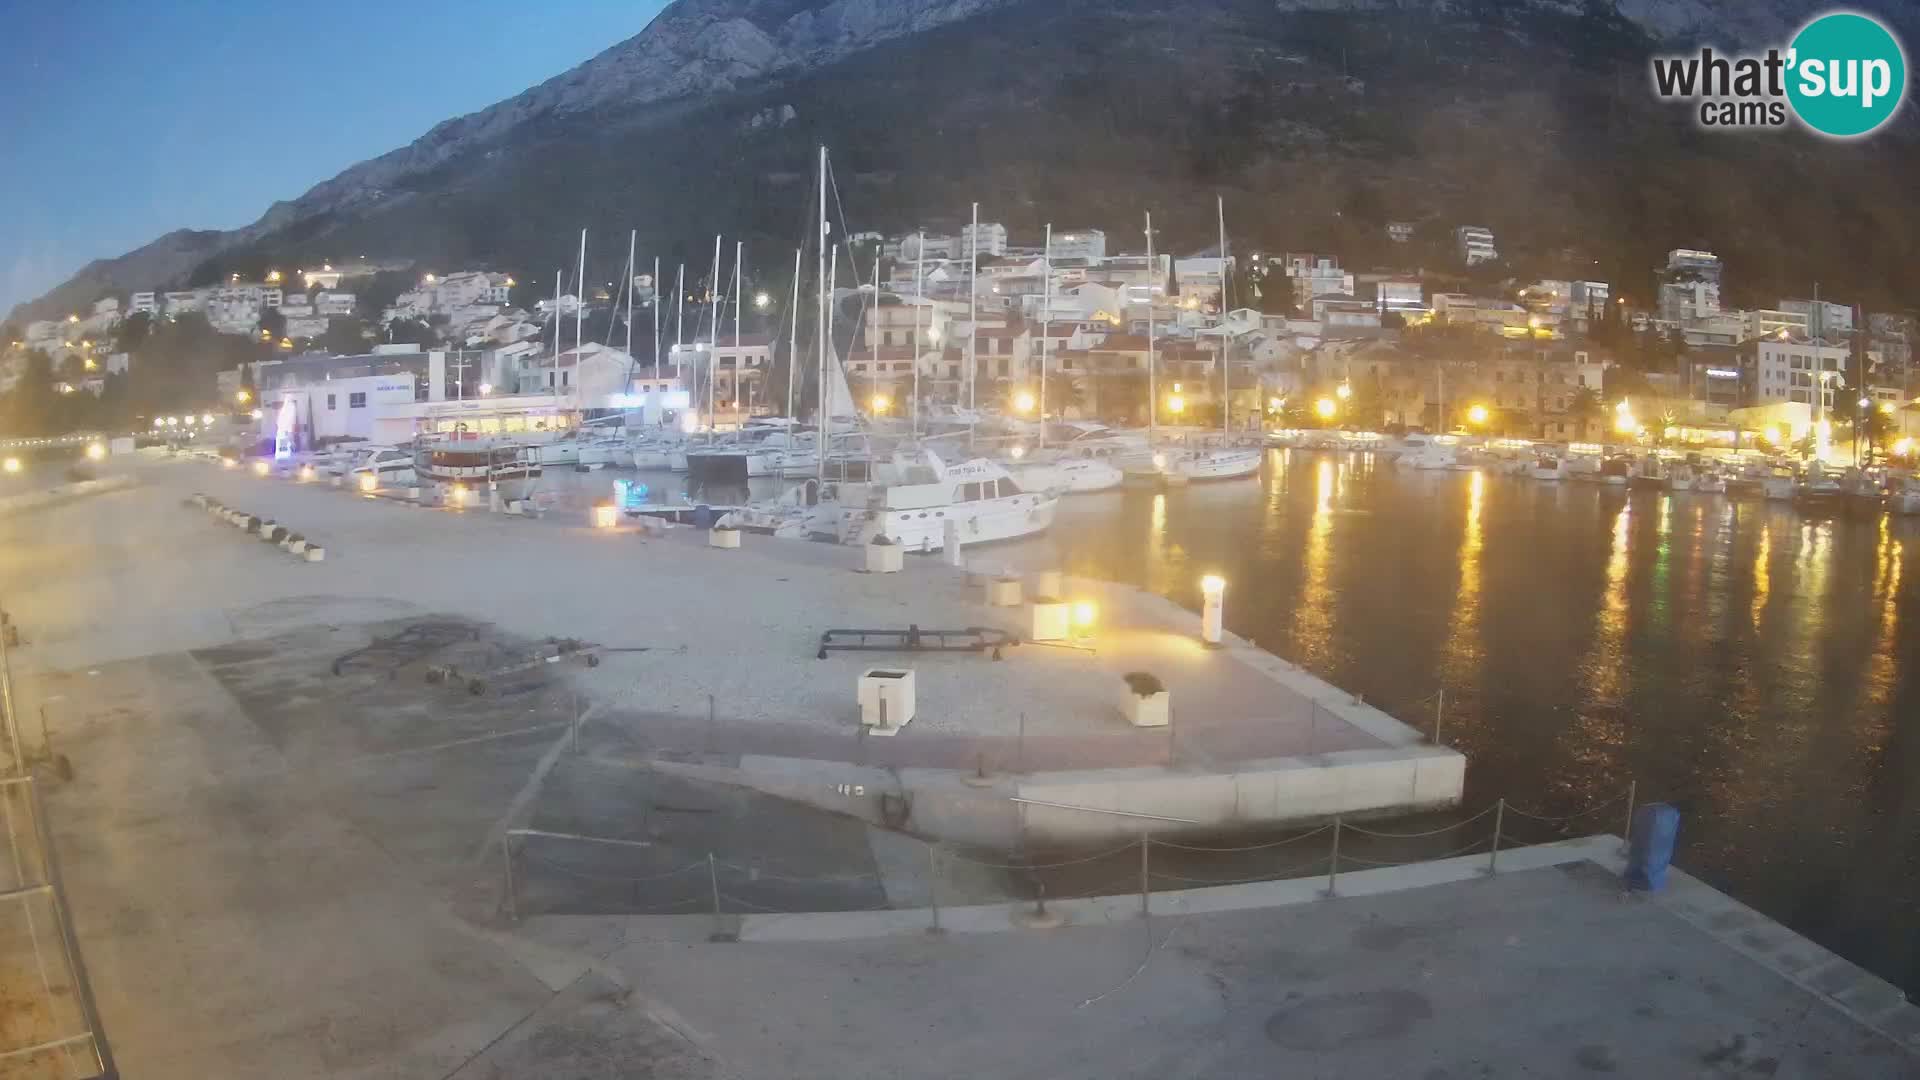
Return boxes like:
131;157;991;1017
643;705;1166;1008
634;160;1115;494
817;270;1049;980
0;1;670;317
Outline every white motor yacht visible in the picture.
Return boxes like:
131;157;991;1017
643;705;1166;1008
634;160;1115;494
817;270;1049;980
773;452;1057;550
1003;453;1124;494
1530;453;1566;482
331;444;417;487
1393;433;1459;471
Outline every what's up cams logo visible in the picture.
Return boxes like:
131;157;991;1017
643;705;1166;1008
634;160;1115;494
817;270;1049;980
1652;11;1908;137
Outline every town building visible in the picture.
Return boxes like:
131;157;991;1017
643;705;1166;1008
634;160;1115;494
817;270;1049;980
1744;334;1851;411
1048;229;1106;262
130;292;157;315
1778;298;1852;339
1280;254;1353;309
1455;226;1497;266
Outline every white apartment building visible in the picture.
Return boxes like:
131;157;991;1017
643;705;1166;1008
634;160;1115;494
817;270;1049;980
1048;229;1106;262
1743;308;1810;340
130;292;157;314
1751;336;1850;409
1568;280;1611;318
1386;221;1414;244
960;221;1007;259
1659;278;1720;324
1281;254;1353;308
1375;280;1424;313
284;316;330;339
206;296;262;335
1455;226;1498;266
315;291;357;316
279;301;316;318
1666;248;1723;284
164;290;207;315
1779;298;1852;338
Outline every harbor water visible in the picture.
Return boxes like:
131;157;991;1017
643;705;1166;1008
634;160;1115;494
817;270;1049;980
535;450;1920;995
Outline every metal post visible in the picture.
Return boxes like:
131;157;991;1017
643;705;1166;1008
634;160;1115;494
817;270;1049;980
1622;780;1636;853
28;778;115;1078
569;680;580;755
1487;799;1505;875
1434;687;1445;747
1139;831;1150;916
928;843;942;933
1324;816;1340;897
705;693;716;757
1017;711;1027;774
502;835;517;922
707;852;723;937
0;614;21;775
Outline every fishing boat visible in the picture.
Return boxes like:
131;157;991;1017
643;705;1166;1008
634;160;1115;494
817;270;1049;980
1725;459;1770;498
1842;467;1886;515
1165;446;1263;482
1794;463;1845;511
1598;455;1632;486
773;452;1057;549
1393;433;1459;471
1628;454;1669;491
1889;472;1920;515
1762;463;1796;501
1529;452;1566;482
413;439;543;502
1669;461;1725;493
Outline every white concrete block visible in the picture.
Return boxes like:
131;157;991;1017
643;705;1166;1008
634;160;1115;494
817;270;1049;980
986;578;1023;607
709;528;741;549
858;668;915;733
304;546;326;562
1122;690;1170;728
1030;602;1071;641
864;542;904;574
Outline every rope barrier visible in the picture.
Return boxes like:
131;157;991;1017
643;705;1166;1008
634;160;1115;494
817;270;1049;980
713;860;878;885
1338;804;1498;839
516;851;707;884
1147;859;1327;888
1336;836;1491;867
1149;824;1333;853
943;840;1139;871
1500;792;1629;825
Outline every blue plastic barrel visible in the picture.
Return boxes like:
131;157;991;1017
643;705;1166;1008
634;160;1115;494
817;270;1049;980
1625;803;1681;892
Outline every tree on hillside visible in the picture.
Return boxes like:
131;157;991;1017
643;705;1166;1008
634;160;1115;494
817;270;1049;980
1566;386;1603;441
112;311;153;354
318;318;373;355
382;318;436;348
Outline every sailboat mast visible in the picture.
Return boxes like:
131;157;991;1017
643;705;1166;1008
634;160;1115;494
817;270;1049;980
787;247;801;418
625;230;636;364
968;200;978;450
816;145;829;483
871;249;881;419
574;229;586;405
913;231;924;440
734;240;744;415
1146;210;1156;439
1041;223;1052;449
552;268;562;397
674;264;685;384
1217;193;1228;438
652;256;661;380
707;234;721;442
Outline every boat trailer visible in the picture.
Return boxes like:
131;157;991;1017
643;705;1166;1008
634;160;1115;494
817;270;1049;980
426;637;601;695
816;624;1019;661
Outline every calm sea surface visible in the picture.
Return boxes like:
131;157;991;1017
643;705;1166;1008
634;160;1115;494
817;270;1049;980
534;450;1920;995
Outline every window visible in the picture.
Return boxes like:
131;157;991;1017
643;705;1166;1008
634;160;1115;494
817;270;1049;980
348;392;367;408
960;482;982;502
327;393;336;411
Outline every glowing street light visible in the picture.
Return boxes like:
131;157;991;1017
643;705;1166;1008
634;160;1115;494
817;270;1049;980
1335;382;1352;400
152;418;165;430
251;459;270;477
249;408;264;420
870;394;891;415
1013;390;1036;414
85;443;105;461
2;458;19;474
1267;396;1284;412
478;383;493;396
1314;397;1337;420
236;390;252;405
201;413;214;426
1167;394;1185;416
1072;601;1098;632
754;292;771;309
1467;403;1490;426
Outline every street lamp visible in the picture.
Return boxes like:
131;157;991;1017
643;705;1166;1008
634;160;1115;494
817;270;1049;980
871;394;891;415
1335;382;1352;400
754;292;771;309
1013;390;1036;414
1167;394;1185;416
478;382;493;396
1314;397;1337;420
236;390;252;405
1467;403;1490;426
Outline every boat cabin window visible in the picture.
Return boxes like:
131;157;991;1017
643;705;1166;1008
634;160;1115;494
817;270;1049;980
995;478;1018;498
960;482;983;502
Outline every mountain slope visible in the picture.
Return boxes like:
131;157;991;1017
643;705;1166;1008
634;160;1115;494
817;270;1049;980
13;0;1920;324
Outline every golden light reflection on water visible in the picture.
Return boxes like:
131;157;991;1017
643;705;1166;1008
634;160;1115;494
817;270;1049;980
1290;457;1337;666
1750;520;1771;629
1438;470;1485;684
1864;514;1903;716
